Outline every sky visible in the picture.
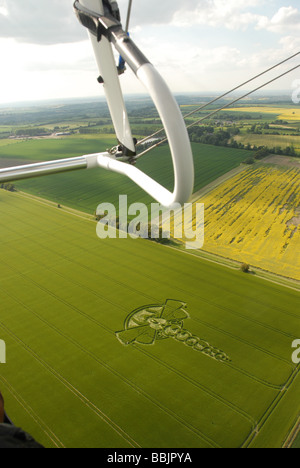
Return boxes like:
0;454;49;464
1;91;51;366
0;0;300;104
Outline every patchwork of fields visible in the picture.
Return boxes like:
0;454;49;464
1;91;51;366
227;106;300;121
293;432;300;448
0;191;299;448
235;133;300;153
194;165;300;281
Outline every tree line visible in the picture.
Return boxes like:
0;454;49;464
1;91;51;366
0;183;16;192
188;126;298;158
95;214;172;245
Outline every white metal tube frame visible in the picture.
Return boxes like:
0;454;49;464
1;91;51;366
0;0;194;208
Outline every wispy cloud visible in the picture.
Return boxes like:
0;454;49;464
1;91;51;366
171;0;262;29
0;0;85;44
257;6;300;34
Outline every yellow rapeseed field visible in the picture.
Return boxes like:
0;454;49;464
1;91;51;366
193;166;300;280
227;106;300;121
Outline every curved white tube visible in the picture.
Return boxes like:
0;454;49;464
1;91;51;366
77;0;195;207
137;63;194;206
81;0;135;153
96;63;194;207
0;0;194;207
97;154;174;206
80;0;194;206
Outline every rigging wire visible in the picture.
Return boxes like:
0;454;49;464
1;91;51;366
125;0;133;33
135;62;300;160
137;51;300;147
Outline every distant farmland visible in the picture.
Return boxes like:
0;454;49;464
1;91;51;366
0;190;299;448
227;106;300;122
234;134;300;154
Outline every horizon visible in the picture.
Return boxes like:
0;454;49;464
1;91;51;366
0;89;296;110
1;1;300;104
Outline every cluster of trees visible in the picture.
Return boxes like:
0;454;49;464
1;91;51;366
244;157;255;165
241;263;251;273
253;147;269;160
189;126;235;146
271;120;289;125
127;106;158;118
0;132;11;140
189;123;298;158
78;121;107;134
248;123;300;137
247;123;271;134
95;214;172;245
243;144;297;158
215;112;256;121
268;145;297;156
244;144;298;164
0;183;16;192
243;147;270;165
78;127;100;134
14;128;51;137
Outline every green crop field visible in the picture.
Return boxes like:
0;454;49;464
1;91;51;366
0;190;299;448
182;107;280;122
234;133;300;153
0;136;250;213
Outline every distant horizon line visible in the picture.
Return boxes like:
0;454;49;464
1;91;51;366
0;90;295;108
